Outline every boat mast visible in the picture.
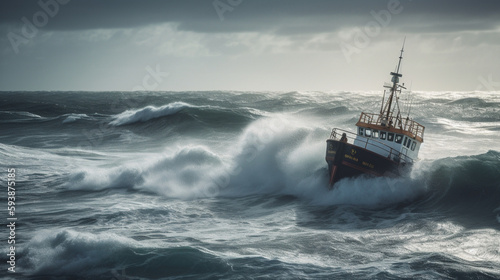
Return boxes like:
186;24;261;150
380;90;386;114
385;38;405;127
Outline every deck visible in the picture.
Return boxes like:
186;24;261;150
355;112;425;142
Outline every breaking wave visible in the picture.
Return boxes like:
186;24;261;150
110;102;192;126
0;110;42;120
20;229;230;278
62;113;91;124
64;145;226;199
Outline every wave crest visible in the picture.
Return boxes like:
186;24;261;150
63;145;227;199
20;229;138;275
110;102;191;126
62;113;90;124
20;229;229;278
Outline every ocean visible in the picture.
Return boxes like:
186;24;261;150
1;90;499;279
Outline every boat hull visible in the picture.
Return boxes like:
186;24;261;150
325;139;409;187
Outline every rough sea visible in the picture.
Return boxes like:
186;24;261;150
1;90;499;280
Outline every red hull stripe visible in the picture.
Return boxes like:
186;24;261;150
329;165;338;185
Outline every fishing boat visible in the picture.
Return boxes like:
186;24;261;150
326;42;425;187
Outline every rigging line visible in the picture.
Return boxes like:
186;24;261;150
407;80;413;118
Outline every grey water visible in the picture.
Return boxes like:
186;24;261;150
1;90;499;279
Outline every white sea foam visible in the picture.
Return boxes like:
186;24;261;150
64;145;227;199
65;165;144;191
110;102;191;126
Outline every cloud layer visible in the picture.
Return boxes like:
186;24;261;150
1;0;499;91
2;0;500;34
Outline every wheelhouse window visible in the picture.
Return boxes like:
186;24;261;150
365;128;372;137
395;134;403;144
411;141;416;151
387;133;394;142
372;130;379;138
380;131;387;140
358;127;364;136
405;138;412;148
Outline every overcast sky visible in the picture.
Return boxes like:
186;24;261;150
1;0;499;92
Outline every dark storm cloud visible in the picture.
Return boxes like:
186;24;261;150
1;0;500;34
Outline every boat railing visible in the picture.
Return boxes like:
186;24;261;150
358;112;425;140
329;128;413;164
